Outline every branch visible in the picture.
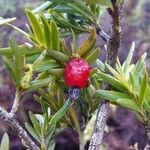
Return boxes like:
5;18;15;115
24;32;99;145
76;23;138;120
89;0;123;149
0;106;40;150
96;27;110;43
9;90;20;118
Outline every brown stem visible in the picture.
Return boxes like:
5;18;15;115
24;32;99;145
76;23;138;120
89;0;123;149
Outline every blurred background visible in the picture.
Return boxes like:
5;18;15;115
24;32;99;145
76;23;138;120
0;0;150;149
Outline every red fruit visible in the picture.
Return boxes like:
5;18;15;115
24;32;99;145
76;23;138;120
64;58;90;88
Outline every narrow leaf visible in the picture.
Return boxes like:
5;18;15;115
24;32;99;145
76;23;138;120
0;44;42;57
29;78;53;91
9;39;24;86
78;29;96;56
117;98;140;113
40;15;51;49
49;99;71;126
139;70;148;105
3;57;17;85
32;1;53;14
25;123;41;143
29;111;41;134
45;124;56;145
96;59;105;71
0;17;16;25
47;50;69;65
49;68;64;78
97;71;128;92
134;53;146;76
96;90;130;101
85;48;100;65
50;20;59;50
26;9;44;45
123;41;135;73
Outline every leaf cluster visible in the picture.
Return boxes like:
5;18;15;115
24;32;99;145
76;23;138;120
96;42;150;124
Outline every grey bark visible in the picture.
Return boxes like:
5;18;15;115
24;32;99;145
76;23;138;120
0;106;40;150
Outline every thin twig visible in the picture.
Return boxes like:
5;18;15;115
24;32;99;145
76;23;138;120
96;27;110;43
9;90;20;118
89;0;123;149
0;106;40;150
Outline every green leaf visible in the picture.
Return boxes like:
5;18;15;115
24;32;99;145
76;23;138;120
86;0;111;6
123;41;135;73
32;1;53;14
0;17;16;25
26;9;44;45
48;80;58;97
49;99;71;126
32;50;47;69
3;57;17;85
50;20;60;50
29;111;41;134
97;71;128;92
49;68;64;78
78;29;96;56
40;15;51;49
139;70;148;105
47;140;55;150
145;85;150;104
0;133;9;150
117;98;141;113
96;90;130;102
71;29;77;53
57;88;65;107
134;53;147;87
29;78;53;91
106;64;126;82
143;101;150;114
45;124;56;146
9;39;24;86
25;123;41;143
7;23;31;40
51;12;86;32
134;53;146;77
53;5;78;14
47;50;69;65
73;0;94;17
0;44;42;57
129;72;135;90
96;59;105;71
67;3;94;24
35;60;60;72
85;48;100;65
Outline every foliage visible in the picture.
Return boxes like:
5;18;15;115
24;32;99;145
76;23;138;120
0;2;101;148
0;0;150;149
96;42;150;124
25;98;71;150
